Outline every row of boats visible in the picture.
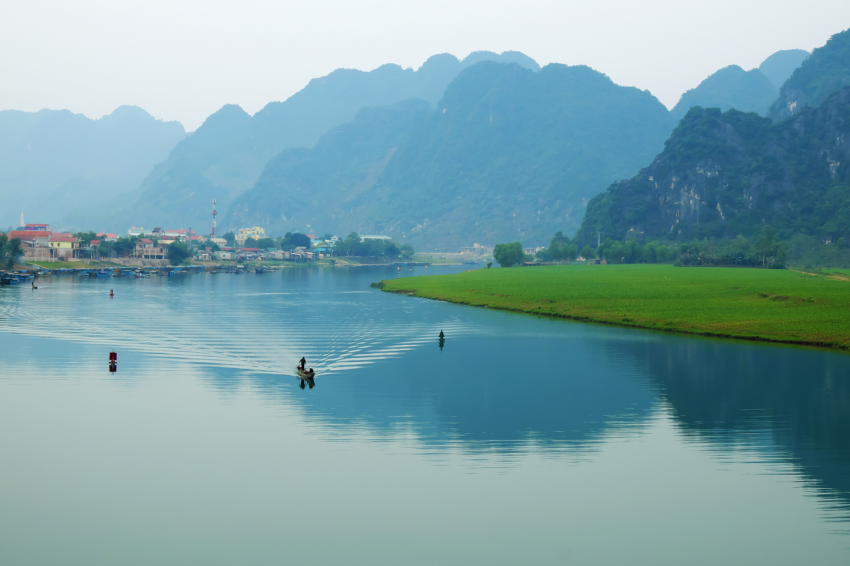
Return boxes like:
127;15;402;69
0;270;35;285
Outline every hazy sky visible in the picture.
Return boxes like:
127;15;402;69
3;0;849;131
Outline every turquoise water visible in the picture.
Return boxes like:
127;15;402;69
1;266;849;565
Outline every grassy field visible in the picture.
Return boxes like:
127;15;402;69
380;264;850;351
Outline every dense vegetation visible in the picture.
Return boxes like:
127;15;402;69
769;27;850;120
576;87;850;251
671;65;778;119
331;233;413;259
381;265;850;350
228;61;675;249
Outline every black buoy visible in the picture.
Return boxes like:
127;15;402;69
439;330;445;339
438;330;445;351
110;289;114;298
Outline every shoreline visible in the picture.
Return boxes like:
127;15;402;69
379;265;850;353
385;288;848;352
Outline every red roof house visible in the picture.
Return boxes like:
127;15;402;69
8;230;50;242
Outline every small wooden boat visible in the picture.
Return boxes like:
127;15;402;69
296;367;315;378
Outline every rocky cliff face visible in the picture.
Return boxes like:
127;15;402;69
576;87;850;246
767;28;850;121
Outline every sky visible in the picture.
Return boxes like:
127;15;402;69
2;0;850;131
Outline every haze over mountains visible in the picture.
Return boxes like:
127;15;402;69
576;27;850;248
7;28;850;249
226;62;674;248
60;51;540;233
0;106;185;229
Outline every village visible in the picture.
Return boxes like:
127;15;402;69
2;219;496;269
2;223;339;266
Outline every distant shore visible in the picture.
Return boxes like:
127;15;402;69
380;264;850;352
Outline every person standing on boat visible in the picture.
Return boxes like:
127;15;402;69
299;357;306;371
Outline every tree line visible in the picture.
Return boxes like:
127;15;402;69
494;226;790;268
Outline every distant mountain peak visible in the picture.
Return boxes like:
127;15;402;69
758;49;810;89
671;64;777;120
768;27;850;120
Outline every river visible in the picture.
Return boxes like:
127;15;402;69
1;265;849;565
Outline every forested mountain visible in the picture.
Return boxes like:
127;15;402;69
670;65;778;120
758;49;810;89
768;27;850;120
63;51;539;233
574;87;850;246
225;61;675;249
0;106;185;229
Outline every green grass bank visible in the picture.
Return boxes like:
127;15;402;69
380;265;850;351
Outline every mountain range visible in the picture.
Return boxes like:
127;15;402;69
60;51;540;233
575;86;850;246
575;27;850;248
225;61;675;248
0;106;185;229
769;28;850;120
8;28;846;248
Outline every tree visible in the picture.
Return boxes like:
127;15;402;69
74;231;97;246
244;237;257;248
580;245;596;261
385;243;400;258
168;241;191;265
223;232;236;246
493;242;525;267
535;248;552;262
207;242;221;252
400;244;415;259
1;234;22;268
281;232;311;251
755;225;786;267
255;237;275;249
97;241;114;257
549;231;569;260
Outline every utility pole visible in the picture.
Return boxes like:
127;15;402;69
597;231;600;248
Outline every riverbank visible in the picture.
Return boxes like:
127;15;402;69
380;264;850;351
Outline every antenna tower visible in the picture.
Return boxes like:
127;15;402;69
211;199;217;236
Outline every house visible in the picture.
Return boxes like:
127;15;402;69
96;233;118;242
134;239;166;260
48;235;80;260
9;230;51;247
164;229;194;240
216;251;234;260
235;227;265;246
24;223;52;232
209;237;228;247
195;252;211;261
128;226;154;237
360;235;392;242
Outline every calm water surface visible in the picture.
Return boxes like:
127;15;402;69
1;265;849;565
